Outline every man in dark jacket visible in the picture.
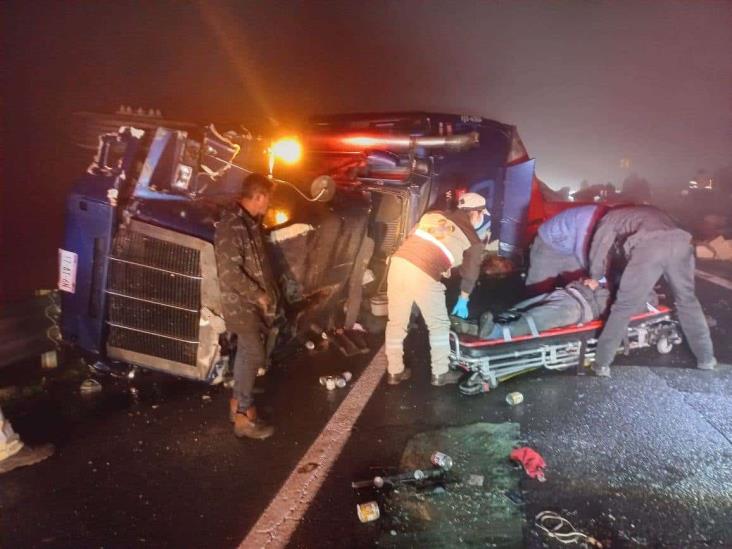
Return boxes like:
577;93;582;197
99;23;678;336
476;278;610;339
215;173;279;439
588;205;718;376
526;205;606;293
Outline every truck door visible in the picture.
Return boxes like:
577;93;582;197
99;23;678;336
495;159;536;261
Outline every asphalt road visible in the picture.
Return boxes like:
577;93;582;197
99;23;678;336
1;267;731;548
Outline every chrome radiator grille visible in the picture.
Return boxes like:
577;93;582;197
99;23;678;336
106;227;201;366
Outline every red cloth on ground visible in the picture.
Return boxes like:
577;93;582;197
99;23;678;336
510;447;546;480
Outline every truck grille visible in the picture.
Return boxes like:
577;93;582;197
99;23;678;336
107;227;201;366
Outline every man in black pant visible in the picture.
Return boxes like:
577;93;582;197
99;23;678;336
588;205;719;377
215;173;279;439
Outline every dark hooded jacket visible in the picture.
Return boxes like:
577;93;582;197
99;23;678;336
589;206;678;280
214;205;280;332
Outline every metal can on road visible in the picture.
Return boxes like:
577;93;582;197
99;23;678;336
506;391;524;405
356;501;381;522
430;451;454;471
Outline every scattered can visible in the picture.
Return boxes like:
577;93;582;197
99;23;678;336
506;391;524;406
320;372;353;390
430;451;454;471
356;501;381;523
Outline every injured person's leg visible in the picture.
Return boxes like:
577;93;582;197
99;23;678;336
478;291;585;340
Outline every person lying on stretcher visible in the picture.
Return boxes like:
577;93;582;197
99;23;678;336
455;279;611;340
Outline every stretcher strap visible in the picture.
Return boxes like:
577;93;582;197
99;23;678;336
526;315;540;337
501;326;512;342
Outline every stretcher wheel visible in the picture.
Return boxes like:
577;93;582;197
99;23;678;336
656;336;673;355
459;373;492;396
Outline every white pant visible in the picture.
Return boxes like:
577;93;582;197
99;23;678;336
0;405;23;461
385;257;451;376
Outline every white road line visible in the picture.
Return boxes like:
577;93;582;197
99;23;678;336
240;347;387;549
696;269;732;292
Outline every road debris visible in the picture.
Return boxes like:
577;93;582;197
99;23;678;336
510;447;546;482
356;501;380;523
352;467;445;489
535;511;603;547
430;451;454;471
505;391;524;406
319;372;353;390
503;489;524;506
380;422;524;546
467;474;484;487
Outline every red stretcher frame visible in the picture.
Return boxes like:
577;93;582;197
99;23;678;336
449;305;682;395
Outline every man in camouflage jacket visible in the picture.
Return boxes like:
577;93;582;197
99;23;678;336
215;173;279;439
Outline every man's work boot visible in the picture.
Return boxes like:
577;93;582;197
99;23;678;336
431;370;464;386
0;444;55;474
697;357;721;370
589;362;611;377
233;407;274;440
387;368;412;386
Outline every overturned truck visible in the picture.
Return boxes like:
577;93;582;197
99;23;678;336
59;112;547;383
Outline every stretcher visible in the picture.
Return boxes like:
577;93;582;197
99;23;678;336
449;305;682;396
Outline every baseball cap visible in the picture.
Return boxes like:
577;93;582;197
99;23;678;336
457;192;487;212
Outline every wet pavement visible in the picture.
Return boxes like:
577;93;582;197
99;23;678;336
1;272;732;548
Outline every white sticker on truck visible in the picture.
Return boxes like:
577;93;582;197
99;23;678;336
58;249;78;293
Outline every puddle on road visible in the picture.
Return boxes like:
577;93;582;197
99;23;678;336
376;422;523;547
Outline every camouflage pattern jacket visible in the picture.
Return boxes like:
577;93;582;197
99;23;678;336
214;205;280;332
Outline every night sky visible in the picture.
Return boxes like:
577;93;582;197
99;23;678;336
2;1;731;299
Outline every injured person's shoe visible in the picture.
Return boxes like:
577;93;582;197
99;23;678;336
233;407;274;440
387;368;412;385
431;370;464;386
0;443;55;474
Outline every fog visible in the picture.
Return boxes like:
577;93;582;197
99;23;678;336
2;0;731;298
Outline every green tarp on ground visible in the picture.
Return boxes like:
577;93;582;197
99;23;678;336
378;422;524;548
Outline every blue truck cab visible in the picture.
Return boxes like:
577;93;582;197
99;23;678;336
59;112;539;383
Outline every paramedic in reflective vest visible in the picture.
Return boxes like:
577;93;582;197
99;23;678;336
587;205;719;376
385;192;487;386
215;173;279;439
477;279;610;339
525;205;606;293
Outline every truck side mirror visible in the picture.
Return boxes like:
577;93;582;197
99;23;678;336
311;175;336;202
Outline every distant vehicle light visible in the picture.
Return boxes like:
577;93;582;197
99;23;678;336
271;137;302;164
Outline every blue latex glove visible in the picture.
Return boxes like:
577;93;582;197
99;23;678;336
451;296;470;319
